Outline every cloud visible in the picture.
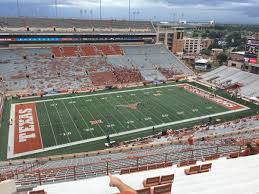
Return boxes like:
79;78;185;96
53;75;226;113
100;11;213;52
0;0;258;23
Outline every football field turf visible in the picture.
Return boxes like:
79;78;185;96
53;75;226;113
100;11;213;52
7;83;249;158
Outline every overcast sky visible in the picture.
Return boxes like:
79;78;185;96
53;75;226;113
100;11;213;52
0;0;259;24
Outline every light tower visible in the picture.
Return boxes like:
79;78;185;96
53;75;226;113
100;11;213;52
100;0;102;20
55;0;58;18
128;0;131;21
16;0;20;17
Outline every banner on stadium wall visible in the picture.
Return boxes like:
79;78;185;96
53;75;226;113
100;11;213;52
249;58;257;64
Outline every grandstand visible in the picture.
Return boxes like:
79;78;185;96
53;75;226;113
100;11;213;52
0;17;156;33
200;66;259;101
0;44;192;93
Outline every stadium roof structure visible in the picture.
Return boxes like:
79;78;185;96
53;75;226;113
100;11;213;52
0;17;156;34
32;154;259;194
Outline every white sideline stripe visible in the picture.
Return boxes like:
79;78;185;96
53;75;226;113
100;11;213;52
13;84;183;104
7;106;249;159
7;104;15;159
35;104;44;150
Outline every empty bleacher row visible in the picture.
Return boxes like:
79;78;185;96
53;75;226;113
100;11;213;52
200;66;259;99
0;44;192;94
0;17;156;33
3;144;240;186
52;45;124;58
1;128;258;187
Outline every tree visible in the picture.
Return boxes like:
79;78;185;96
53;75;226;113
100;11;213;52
201;48;212;56
192;32;199;37
217;52;228;65
201;33;207;38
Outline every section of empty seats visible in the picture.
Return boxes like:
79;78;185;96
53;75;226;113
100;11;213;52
177;160;197;167
143;174;174;187
120;162;173;175
90;72;117;86
62;46;78;57
184;163;212;175
96;45;123;56
51;47;62;58
202;154;220;161
81;46;100;56
112;45;124;55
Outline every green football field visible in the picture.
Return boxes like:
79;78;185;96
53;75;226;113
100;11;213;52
33;84;231;149
4;82;257;160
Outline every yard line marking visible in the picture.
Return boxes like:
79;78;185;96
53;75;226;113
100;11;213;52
134;90;172;122
131;93;165;124
72;103;95;138
142;91;175;122
113;94;148;128
61;100;83;140
77;97;107;137
52;100;71;143
100;95;129;130
165;90;197;118
92;96;117;134
43;102;58;146
94;96;121;134
109;95;140;129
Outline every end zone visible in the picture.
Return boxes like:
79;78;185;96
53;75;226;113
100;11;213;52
8;103;43;159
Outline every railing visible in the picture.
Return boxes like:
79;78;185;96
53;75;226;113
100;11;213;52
9;143;246;187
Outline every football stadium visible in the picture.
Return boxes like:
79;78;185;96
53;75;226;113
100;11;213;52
0;13;259;194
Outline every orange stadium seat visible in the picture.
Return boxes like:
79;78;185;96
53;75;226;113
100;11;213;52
184;165;201;175
199;163;212;173
143;176;160;187
29;190;47;194
160;174;174;185
227;152;240;159
152;183;172;194
136;187;152;194
202;154;220;162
